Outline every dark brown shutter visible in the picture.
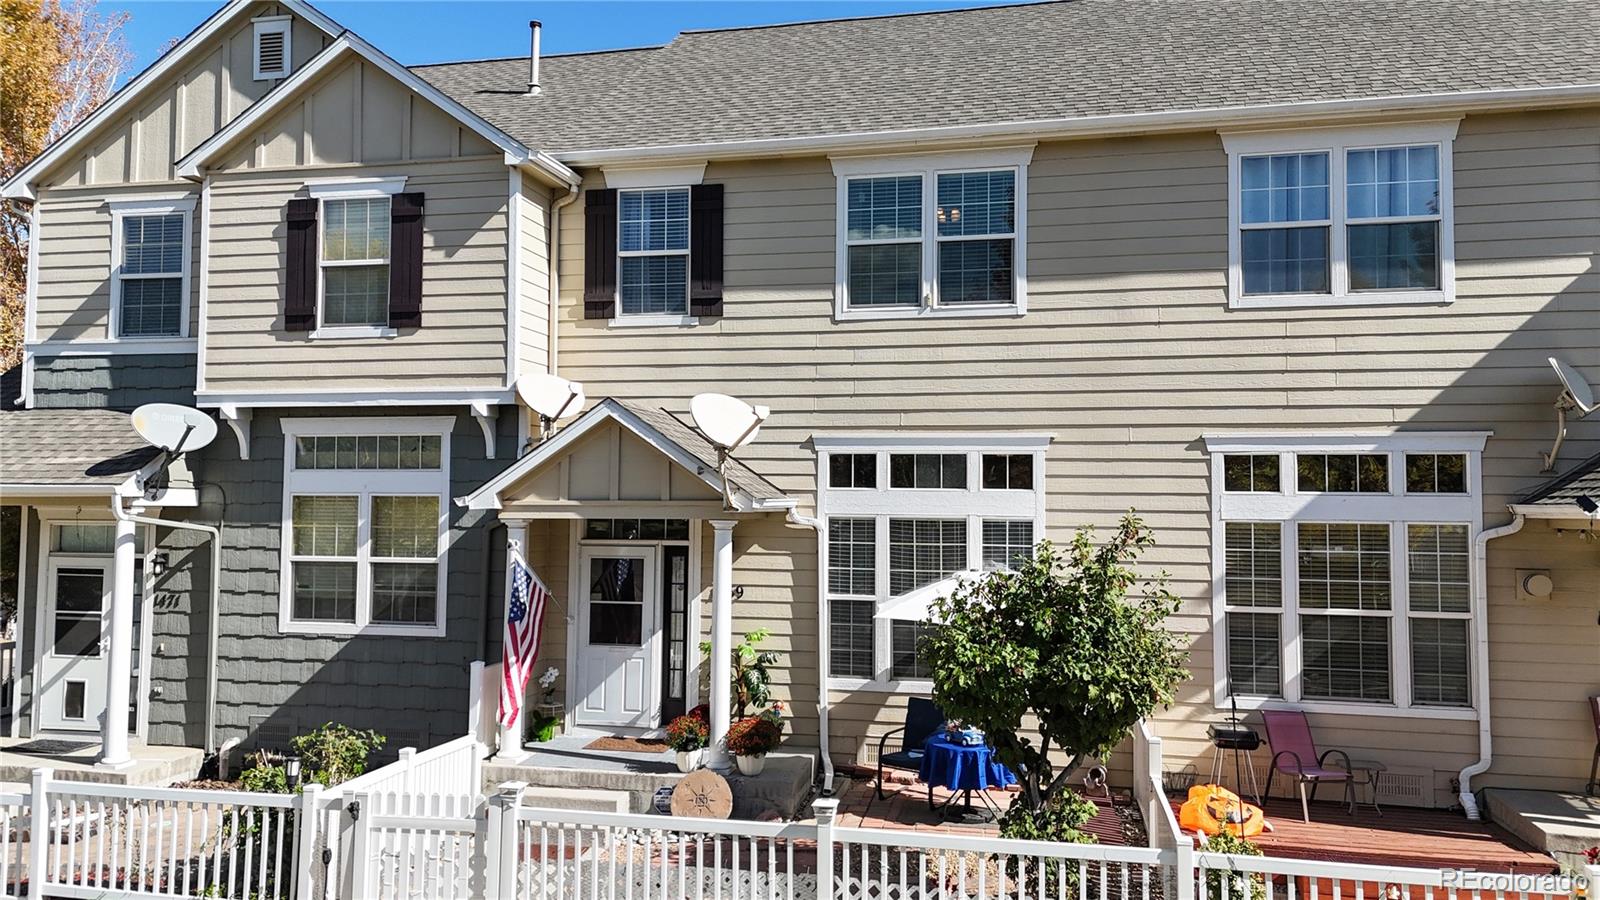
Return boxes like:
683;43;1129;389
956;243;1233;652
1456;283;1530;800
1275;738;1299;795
690;184;724;318
388;192;425;328
284;198;318;332
583;188;617;320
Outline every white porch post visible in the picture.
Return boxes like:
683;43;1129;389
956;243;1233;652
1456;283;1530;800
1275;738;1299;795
495;521;531;761
707;519;737;770
99;512;136;768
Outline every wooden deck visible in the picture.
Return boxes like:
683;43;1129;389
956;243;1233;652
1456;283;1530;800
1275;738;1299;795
829;770;1556;874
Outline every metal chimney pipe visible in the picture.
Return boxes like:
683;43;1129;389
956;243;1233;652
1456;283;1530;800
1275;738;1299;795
527;20;542;96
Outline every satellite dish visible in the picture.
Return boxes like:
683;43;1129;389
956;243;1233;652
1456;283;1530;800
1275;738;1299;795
132;403;218;455
517;373;585;441
689;393;770;511
1541;357;1596;471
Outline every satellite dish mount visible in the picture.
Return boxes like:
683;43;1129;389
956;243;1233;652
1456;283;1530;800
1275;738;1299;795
130;403;220;499
516;374;587;447
1542;357;1597;471
689;393;771;512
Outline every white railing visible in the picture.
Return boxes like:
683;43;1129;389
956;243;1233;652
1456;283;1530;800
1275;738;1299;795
0;640;15;718
348;790;484;899
26;769;307;900
1134;719;1196;900
1190;850;1582;900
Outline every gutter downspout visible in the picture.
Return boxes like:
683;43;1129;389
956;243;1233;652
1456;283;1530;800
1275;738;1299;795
784;508;834;794
113;495;223;755
1458;512;1525;820
547;183;580;377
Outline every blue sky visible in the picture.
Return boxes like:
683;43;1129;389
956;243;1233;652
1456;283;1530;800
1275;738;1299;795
106;1;1009;75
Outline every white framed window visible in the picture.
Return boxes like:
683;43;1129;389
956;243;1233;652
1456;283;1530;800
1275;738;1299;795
109;196;194;340
831;147;1032;321
617;187;691;321
1205;432;1487;719
1222;121;1458;309
252;16;292;81
306;178;404;339
816;434;1049;691
278;416;453;637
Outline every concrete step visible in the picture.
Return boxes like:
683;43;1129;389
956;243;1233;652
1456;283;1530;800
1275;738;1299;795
1484;788;1600;870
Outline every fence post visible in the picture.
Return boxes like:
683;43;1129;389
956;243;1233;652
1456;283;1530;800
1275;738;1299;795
813;798;838;900
470;741;485;799
1145;731;1163;851
292;783;323;900
347;791;374;899
486;781;526;899
27;767;50;899
1174;834;1196;900
468;660;485;743
398;747;417;795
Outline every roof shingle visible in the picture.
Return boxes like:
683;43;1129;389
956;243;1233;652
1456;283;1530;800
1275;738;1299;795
0;409;159;489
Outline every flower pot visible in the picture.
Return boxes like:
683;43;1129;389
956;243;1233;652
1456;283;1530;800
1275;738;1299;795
735;753;766;776
1584;864;1600;892
675;749;704;773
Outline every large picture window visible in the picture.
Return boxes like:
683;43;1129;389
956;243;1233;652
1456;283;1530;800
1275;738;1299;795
1208;434;1485;718
817;436;1048;689
279;417;453;636
1224;122;1456;309
833;148;1031;320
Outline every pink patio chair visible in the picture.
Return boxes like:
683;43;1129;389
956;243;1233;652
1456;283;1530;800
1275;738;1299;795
1261;709;1356;822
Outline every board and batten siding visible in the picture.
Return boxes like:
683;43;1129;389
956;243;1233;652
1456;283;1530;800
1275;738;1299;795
31;183;201;343
555;106;1600;805
202;156;512;392
37;2;327;190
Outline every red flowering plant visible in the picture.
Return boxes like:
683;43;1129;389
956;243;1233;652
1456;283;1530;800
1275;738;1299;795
1585;844;1599;865
666;713;709;752
724;715;782;757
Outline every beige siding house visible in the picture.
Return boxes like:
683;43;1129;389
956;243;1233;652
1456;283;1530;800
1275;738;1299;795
0;0;1595;835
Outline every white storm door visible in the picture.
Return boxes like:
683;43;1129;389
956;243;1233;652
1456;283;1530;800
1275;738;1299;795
575;548;659;728
39;558;113;733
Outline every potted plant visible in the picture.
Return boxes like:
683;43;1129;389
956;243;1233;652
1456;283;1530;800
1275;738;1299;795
1583;846;1599;890
525;667;562;743
666;711;709;772
725;710;782;775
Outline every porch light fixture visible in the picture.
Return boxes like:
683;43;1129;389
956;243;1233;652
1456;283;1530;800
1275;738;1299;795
284;755;302;788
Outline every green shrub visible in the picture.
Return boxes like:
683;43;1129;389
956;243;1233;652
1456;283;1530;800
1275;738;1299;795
998;790;1099;844
238;752;290;794
1201;830;1267;900
290;722;385;787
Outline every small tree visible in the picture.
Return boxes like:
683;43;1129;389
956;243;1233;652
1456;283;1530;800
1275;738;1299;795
923;513;1188;834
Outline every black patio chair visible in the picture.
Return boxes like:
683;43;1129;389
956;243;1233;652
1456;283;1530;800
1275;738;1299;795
875;697;945;801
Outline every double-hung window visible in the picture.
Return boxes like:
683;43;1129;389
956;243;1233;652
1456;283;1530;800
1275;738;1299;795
280;417;453;636
618;188;690;318
1207;434;1485;717
816;436;1048;690
110;197;194;340
306;178;404;337
1224;122;1457;308
833;148;1031;320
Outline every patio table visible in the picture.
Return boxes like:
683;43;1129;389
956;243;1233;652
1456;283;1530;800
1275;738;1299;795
918;732;1018;822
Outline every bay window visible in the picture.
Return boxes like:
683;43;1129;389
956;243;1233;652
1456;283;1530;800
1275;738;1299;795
817;435;1048;690
1207;433;1486;717
280;417;453;636
1224;122;1457;308
833;148;1031;320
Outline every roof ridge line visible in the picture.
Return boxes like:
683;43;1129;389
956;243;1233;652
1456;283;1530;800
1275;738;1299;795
410;45;664;69
676;0;1071;37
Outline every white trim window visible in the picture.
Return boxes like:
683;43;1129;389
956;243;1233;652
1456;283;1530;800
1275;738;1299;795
109;197;194;340
307;178;404;339
832;147;1032;321
279;416;453;637
1222;121;1458;309
617;187;690;319
1205;432;1487;719
252;16;292;81
816;434;1049;691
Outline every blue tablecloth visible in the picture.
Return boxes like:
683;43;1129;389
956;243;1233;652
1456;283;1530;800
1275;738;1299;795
918;733;1018;792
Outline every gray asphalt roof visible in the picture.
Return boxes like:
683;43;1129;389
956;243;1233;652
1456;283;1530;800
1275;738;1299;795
0;409;159;489
617;401;790;505
1519;451;1600;510
412;0;1600;156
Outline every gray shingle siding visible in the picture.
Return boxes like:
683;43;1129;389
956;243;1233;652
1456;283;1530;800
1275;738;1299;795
31;354;197;410
144;406;517;758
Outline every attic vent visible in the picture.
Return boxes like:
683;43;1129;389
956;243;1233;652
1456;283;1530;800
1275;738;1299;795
252;17;291;81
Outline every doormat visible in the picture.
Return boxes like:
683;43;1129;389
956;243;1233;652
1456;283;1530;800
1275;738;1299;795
7;739;95;756
584;735;670;753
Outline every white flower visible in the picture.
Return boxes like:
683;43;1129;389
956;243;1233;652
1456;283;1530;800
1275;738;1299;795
539;667;560;687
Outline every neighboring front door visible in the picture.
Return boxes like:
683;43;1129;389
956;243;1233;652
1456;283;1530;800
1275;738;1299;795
38;558;113;733
575;548;659;728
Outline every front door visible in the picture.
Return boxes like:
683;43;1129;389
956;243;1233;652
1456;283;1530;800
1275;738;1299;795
575;548;659;728
39;558;113;733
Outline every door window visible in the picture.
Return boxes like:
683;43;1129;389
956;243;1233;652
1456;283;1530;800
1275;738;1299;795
587;557;644;645
53;568;105;657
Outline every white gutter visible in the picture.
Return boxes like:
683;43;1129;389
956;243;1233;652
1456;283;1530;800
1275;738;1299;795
111;496;224;755
783;507;833;794
1458;512;1526;821
1506;503;1596;520
547;182;580;375
551;83;1600;166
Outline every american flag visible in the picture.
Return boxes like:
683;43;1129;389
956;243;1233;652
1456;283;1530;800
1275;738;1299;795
498;545;549;728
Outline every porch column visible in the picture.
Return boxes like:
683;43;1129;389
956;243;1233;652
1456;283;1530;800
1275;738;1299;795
99;513;136;768
495;521;531;761
707;520;737;770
